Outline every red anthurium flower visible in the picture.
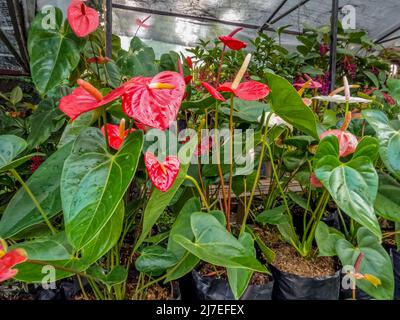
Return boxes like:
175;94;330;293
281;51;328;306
185;75;193;85
219;35;247;50
87;56;111;64
136;16;151;29
144;152;180;192
122;71;185;130
67;0;99;38
101;119;135;150
218;81;270;101
59;79;108;120
201;82;225;101
0;239;27;283
310;173;323;188
186;56;193;69
60;71;185;130
320;129;358;158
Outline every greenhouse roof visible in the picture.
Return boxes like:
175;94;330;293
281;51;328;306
1;0;400;75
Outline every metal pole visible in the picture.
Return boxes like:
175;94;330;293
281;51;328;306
105;0;113;58
269;0;312;25
329;0;339;95
375;23;400;44
259;0;288;31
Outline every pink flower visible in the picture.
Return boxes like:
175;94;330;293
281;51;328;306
310;174;323;188
319;43;330;56
320;129;358;158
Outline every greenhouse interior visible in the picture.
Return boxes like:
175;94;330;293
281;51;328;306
1;0;400;304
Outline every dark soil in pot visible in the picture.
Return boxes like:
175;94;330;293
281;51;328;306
190;264;273;300
256;227;340;300
126;280;181;300
0;278;82;301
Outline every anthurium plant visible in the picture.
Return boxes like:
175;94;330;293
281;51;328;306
0;0;398;301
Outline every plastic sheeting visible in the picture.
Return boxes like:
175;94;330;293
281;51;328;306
1;0;400;74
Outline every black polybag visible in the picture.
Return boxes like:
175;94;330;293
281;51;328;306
191;270;273;300
391;248;400;300
269;265;340;300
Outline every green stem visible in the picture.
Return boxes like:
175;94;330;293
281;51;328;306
304;190;330;252
185;175;210;211
10;169;56;235
265;139;296;238
241;113;272;235
214;101;228;214
227;94;234;225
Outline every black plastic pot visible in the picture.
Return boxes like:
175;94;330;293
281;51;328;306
269;265;340;300
390;248;400;300
191;270;274;300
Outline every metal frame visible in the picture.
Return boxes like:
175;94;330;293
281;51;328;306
258;0;289;32
378;35;400;44
376;23;400;44
105;0;113;58
269;0;312;25
329;0;339;103
111;3;302;36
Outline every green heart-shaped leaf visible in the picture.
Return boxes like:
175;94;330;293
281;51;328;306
315;135;381;238
336;228;394;300
62;128;143;249
173;212;266;272
362;110;400;179
28;8;84;94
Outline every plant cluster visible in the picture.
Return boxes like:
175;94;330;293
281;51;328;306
0;1;399;300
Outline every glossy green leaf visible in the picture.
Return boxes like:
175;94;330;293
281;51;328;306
315;221;344;257
375;172;400;222
0;135;27;172
9;86;23;105
28;8;84;94
173;212;267;272
135;245;178;276
315;135;381;238
387;78;400;103
62;128;143;249
116;37;158;77
336;228;394;300
134;137;197;252
362;110;400;179
0;143;73;238
220;99;271;123
58;111;97;149
227;232;255;300
27;99;64;148
80;201;125;265
14;202;125;283
164;199;201;282
11;232;73;261
266;73;319;139
168;198;201;259
87;265;128;291
256;206;298;245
